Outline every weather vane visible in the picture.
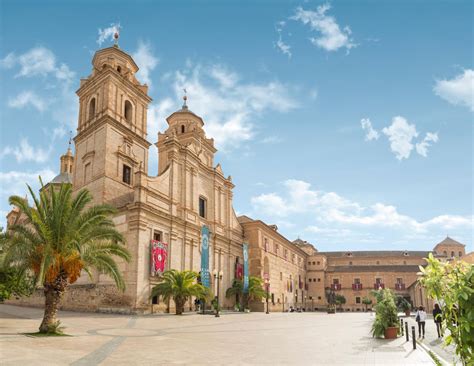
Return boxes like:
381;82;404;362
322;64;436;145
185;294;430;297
182;88;188;108
113;30;119;47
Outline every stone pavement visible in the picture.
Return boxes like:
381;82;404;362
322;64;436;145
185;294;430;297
0;305;434;365
403;314;459;365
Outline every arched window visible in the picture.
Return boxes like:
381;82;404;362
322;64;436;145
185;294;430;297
124;100;133;123
181;125;185;133
451;251;455;258
443;251;447;256
458;251;462;257
89;98;96;120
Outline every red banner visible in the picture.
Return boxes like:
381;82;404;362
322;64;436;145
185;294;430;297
235;263;243;280
151;240;168;276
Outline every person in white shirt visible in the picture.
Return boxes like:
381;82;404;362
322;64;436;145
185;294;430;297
415;306;427;338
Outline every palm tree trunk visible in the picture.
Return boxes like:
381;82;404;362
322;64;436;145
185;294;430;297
175;298;184;315
39;275;67;333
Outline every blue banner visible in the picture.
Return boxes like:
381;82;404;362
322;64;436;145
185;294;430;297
243;243;249;293
200;226;210;288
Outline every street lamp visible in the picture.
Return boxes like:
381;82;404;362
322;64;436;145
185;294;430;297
304;295;307;311
213;269;223;318
264;278;270;314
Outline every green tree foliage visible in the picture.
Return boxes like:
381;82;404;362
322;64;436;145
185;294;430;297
3;180;131;333
371;289;399;338
225;276;268;310
151;270;210;315
335;294;346;310
362;296;373;312
419;253;474;365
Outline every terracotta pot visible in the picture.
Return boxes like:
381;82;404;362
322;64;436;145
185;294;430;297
405;310;411;316
384;326;398;339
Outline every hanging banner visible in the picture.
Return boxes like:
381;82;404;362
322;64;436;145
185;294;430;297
200;226;210;288
151;240;168;276
235;261;243;280
243;243;249;293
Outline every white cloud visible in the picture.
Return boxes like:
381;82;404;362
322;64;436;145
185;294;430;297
0;169;56;197
291;4;356;52
274;21;292;58
261;136;283;144
97;23;121;46
251;179;474;234
2;46;77;129
1;47;74;83
160;63;297;150
382;116;418;160
0;138;52;163
360;118;379;141
416;132;439;157
434;69;474;111
8;91;48;112
132;41;159;87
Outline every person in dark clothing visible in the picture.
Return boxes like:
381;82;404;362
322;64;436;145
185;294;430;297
433;303;443;337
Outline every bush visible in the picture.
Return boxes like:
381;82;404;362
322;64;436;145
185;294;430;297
371;289;399;338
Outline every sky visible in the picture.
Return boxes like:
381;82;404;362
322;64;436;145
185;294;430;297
0;0;472;252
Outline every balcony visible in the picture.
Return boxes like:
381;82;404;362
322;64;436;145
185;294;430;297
373;283;385;290
395;283;406;291
352;283;363;291
331;284;342;291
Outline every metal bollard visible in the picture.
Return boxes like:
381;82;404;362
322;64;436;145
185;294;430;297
411;326;416;349
405;321;409;342
400;318;404;336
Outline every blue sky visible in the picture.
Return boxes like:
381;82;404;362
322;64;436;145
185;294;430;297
0;0;472;251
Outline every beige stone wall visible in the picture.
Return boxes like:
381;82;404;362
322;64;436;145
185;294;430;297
241;220;307;311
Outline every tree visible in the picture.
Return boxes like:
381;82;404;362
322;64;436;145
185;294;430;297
151;270;209;315
226;278;244;310
3;180;131;334
419;253;474;365
225;276;267;310
335;294;346;311
371;289;399;338
362;296;372;312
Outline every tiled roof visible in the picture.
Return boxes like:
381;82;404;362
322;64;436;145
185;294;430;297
326;265;422;273
434;236;465;247
50;172;73;184
317;250;430;258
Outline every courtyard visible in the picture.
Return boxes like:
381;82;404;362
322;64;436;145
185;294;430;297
0;305;435;365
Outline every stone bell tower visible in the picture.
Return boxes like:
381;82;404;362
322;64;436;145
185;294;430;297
73;40;152;205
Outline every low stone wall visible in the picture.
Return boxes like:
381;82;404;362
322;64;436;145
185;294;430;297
6;284;145;314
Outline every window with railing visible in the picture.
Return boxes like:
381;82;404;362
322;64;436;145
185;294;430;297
352;278;362;290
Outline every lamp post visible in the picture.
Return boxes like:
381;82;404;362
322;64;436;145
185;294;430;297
311;297;314;312
264;278;270;314
213;269;223;318
304;296;307;311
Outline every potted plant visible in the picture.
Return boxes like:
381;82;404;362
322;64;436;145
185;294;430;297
371;289;400;339
399;298;412;316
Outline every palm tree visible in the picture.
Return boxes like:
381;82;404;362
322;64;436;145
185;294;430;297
225;276;267;310
3;179;131;333
226;278;243;309
247;276;268;303
151;270;209;315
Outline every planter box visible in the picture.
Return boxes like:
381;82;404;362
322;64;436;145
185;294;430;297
384;326;398;339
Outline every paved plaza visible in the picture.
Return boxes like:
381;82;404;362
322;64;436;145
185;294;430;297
0;305;435;365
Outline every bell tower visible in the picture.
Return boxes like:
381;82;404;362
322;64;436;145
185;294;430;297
74;41;152;204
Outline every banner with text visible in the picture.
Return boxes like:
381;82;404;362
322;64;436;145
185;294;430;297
151;240;168;276
200;226;210;288
243;243;249;293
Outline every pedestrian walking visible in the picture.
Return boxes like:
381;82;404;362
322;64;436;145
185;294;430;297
432;303;443;338
415;306;427;338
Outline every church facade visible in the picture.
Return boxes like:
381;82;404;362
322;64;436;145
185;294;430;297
6;45;470;314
